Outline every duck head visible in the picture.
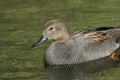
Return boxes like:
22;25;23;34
32;19;69;47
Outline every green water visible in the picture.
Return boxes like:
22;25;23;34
0;0;120;80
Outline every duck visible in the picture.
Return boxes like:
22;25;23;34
32;19;120;65
32;19;120;80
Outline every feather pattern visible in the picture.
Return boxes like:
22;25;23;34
46;26;120;65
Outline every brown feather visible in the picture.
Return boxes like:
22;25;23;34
87;31;111;43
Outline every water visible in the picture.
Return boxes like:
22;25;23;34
0;0;120;80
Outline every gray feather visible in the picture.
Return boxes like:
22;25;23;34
45;27;120;65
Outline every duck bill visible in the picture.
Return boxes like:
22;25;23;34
32;35;48;47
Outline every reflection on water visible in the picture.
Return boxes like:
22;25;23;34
45;56;119;80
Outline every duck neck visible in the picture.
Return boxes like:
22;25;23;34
55;33;70;43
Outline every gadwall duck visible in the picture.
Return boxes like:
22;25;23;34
32;19;120;65
32;19;120;80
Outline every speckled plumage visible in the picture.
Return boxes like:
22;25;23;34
45;30;119;65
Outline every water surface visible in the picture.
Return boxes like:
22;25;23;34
0;0;120;80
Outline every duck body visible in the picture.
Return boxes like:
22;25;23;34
44;26;120;80
45;32;118;65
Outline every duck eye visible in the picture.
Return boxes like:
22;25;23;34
49;27;53;30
